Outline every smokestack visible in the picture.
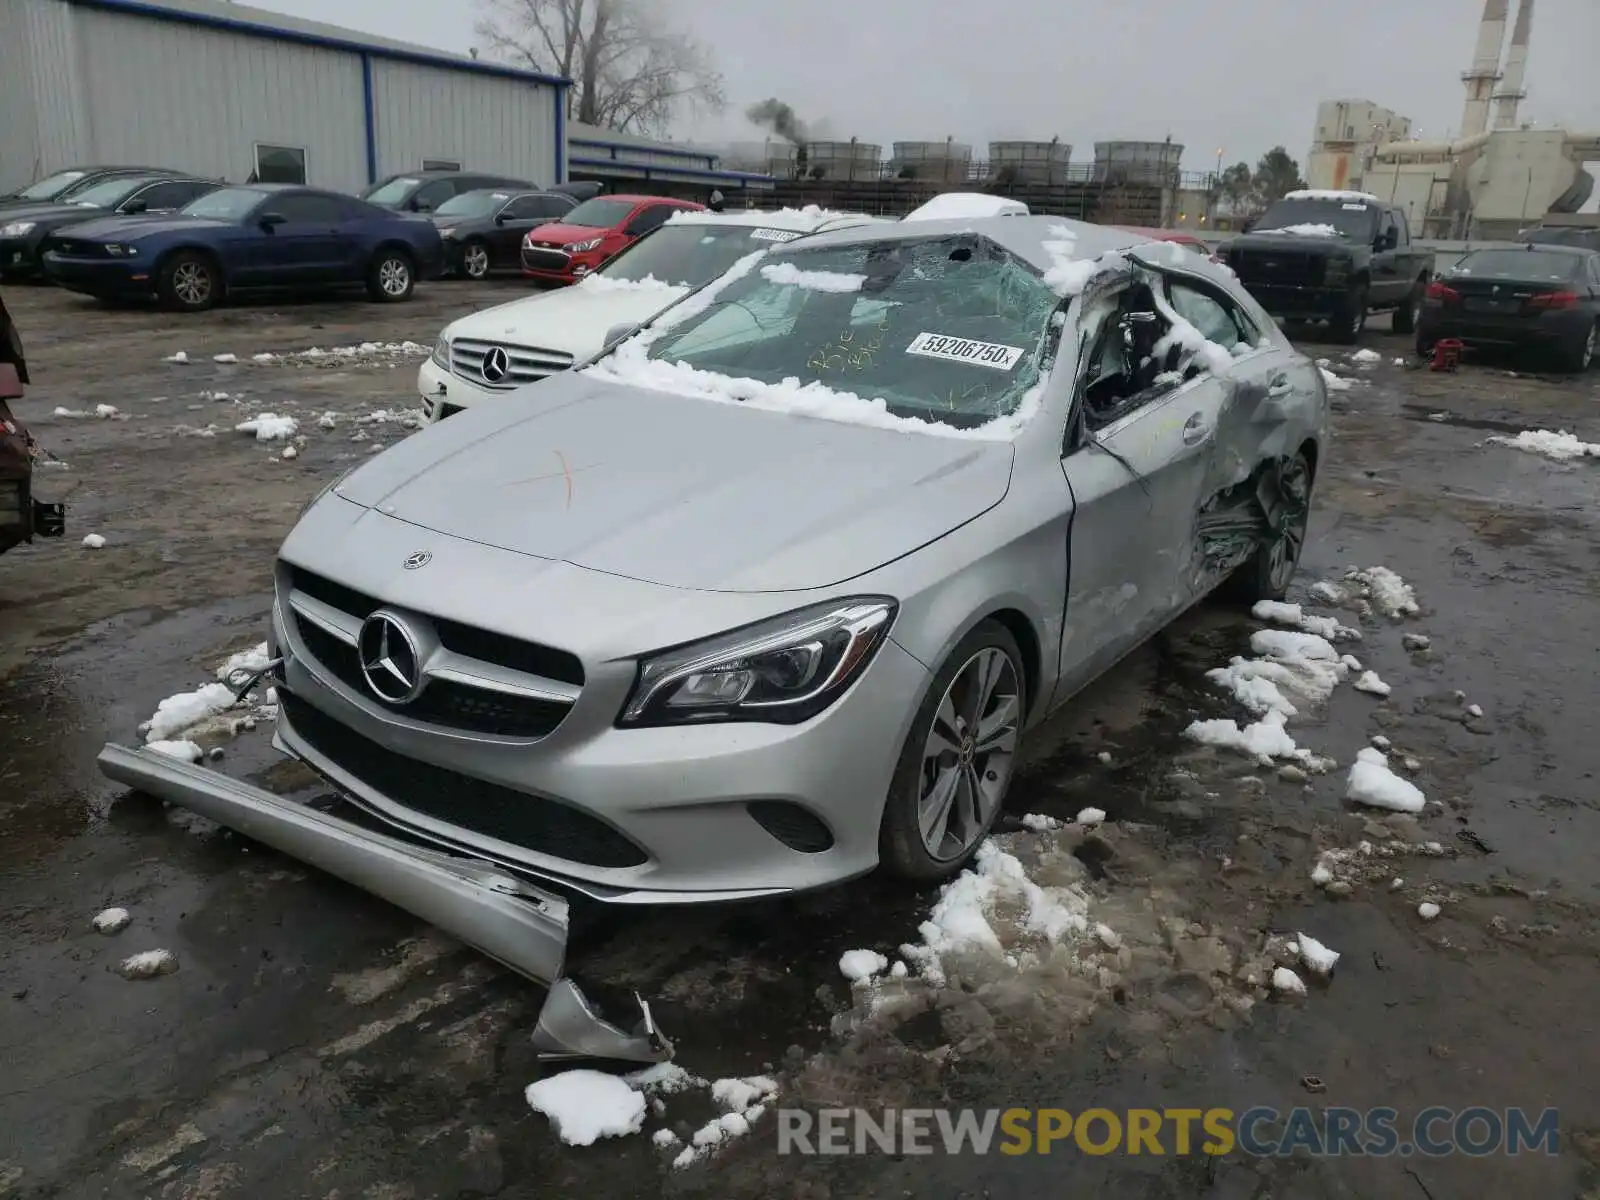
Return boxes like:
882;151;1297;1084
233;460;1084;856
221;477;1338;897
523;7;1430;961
1460;0;1509;139
1492;0;1533;129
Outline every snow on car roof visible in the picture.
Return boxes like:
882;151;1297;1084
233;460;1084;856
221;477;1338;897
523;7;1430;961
665;205;879;233
1283;189;1381;204
903;193;1029;221
777;215;1146;277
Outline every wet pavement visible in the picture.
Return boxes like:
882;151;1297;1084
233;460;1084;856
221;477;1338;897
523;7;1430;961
2;284;1598;1199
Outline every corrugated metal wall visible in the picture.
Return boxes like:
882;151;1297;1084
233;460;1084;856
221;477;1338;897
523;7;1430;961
3;0;561;195
369;59;559;187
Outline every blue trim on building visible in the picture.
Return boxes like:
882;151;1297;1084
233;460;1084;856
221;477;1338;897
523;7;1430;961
567;136;718;172
63;0;574;87
567;154;775;187
554;98;567;184
359;53;378;184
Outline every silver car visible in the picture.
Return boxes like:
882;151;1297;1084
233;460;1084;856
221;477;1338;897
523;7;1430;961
100;215;1326;1057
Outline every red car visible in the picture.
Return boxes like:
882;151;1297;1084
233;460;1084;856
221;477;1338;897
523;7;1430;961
521;194;706;285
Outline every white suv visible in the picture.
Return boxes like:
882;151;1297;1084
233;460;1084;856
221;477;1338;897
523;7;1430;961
418;206;880;421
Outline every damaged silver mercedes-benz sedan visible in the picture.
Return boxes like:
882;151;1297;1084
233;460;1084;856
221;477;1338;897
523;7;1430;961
99;212;1327;1059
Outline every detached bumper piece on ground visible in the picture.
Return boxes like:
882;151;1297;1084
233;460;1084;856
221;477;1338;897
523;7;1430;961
94;742;674;1066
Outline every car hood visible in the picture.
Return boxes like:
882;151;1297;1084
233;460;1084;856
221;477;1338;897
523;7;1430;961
51;214;227;241
526;221;617;247
1225;231;1353;253
1;202;114;225
444;283;691;358
334;372;1014;592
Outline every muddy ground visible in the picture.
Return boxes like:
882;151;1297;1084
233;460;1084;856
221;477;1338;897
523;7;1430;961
1;282;1598;1200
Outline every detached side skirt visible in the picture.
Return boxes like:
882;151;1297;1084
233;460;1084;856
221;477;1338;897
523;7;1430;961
95;743;672;1065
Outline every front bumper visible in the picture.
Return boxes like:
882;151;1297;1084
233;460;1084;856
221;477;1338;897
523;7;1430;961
95;740;673;1063
1233;281;1349;319
520;246;606;284
41;252;152;296
0;236;43;277
417;355;495;422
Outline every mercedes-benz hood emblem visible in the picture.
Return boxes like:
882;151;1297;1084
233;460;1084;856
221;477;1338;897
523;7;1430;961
481;346;510;383
403;550;432;569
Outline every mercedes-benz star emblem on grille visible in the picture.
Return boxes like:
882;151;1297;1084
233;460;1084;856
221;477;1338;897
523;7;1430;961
481;346;510;384
358;612;426;704
403;550;432;569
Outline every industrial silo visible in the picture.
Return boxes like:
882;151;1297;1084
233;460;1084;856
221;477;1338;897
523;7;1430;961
890;139;973;182
801;140;883;180
988;140;1073;185
1093;140;1185;186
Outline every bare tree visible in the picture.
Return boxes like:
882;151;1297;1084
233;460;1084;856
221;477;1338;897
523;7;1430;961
476;0;726;137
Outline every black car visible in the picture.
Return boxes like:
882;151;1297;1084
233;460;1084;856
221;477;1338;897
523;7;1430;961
1;174;220;280
1219;192;1434;342
429;188;577;279
0;165;178;213
1417;244;1600;372
361;170;533;214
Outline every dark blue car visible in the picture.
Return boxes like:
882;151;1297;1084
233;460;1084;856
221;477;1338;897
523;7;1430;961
40;184;445;312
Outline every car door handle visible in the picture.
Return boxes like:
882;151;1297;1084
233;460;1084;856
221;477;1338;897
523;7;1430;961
1182;412;1210;444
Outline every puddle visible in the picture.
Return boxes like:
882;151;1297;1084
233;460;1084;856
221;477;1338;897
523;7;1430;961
1399;404;1530;435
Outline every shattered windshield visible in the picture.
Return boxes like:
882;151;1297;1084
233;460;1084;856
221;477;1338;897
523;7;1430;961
639;235;1061;429
601;225;802;287
1254;199;1377;240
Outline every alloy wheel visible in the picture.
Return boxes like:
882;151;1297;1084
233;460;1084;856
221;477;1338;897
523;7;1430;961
464;244;489;279
1267;457;1312;594
173;261;211;307
917;646;1021;862
379;258;411;296
1584;325;1596;370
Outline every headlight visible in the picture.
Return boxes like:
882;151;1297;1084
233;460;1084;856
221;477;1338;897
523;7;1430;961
568;238;604;253
437;227;456;239
1;222;36;237
104;244;139;256
618;597;896;728
430;335;450;368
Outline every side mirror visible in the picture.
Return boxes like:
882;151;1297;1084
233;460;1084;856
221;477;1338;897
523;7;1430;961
122;199;148;215
258;212;286;230
495;212;511;225
602;322;640;350
413;199;433;213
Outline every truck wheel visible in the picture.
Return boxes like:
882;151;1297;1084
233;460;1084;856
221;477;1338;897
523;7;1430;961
1556;322;1597;373
1392;279;1425;334
1331;283;1368;344
159;252;220;312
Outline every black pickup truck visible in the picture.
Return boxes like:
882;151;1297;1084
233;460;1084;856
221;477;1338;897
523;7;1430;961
1216;192;1433;343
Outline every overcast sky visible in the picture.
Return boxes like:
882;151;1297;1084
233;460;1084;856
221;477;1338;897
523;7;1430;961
263;0;1599;171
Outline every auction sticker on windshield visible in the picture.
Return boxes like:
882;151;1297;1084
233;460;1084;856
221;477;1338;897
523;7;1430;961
749;227;803;242
906;332;1024;371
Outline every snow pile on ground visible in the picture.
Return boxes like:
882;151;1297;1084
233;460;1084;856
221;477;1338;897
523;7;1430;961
1319;367;1353;392
839;949;890;982
136;643;278;749
53;404;123;420
578;272;682;294
1295;932;1340;976
236;413;298;441
897;839;1094;986
1344;567;1419;618
524;1071;646;1146
1353;670;1391;697
1350;348;1382;364
1185;628;1347;767
146;739;203;762
1486;429;1600;462
1418;901;1441;921
355;408;424;429
92;907;131;934
118;949;178;979
1278;223;1339;237
163;351;189;364
216;642;271;685
213;353;238;364
1272;966;1307;995
258;342;430;366
145;684;237;743
669;1077;779;1169
81;533;106;549
760;261;865;292
1346;747;1425;813
1251;599;1360;642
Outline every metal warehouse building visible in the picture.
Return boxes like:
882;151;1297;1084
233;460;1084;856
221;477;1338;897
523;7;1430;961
0;0;569;196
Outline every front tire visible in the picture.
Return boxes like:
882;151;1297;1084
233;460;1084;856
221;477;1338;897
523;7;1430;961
1331;282;1368;344
880;621;1025;882
1392;278;1425;334
159;251;219;312
1225;452;1313;606
367;249;414;302
460;239;490;281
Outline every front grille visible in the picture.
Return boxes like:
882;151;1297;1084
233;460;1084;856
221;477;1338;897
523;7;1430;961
281;692;648;868
1228;249;1326;287
46;238;110;259
521;247;573;273
289;567;583;686
449;339;574;390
